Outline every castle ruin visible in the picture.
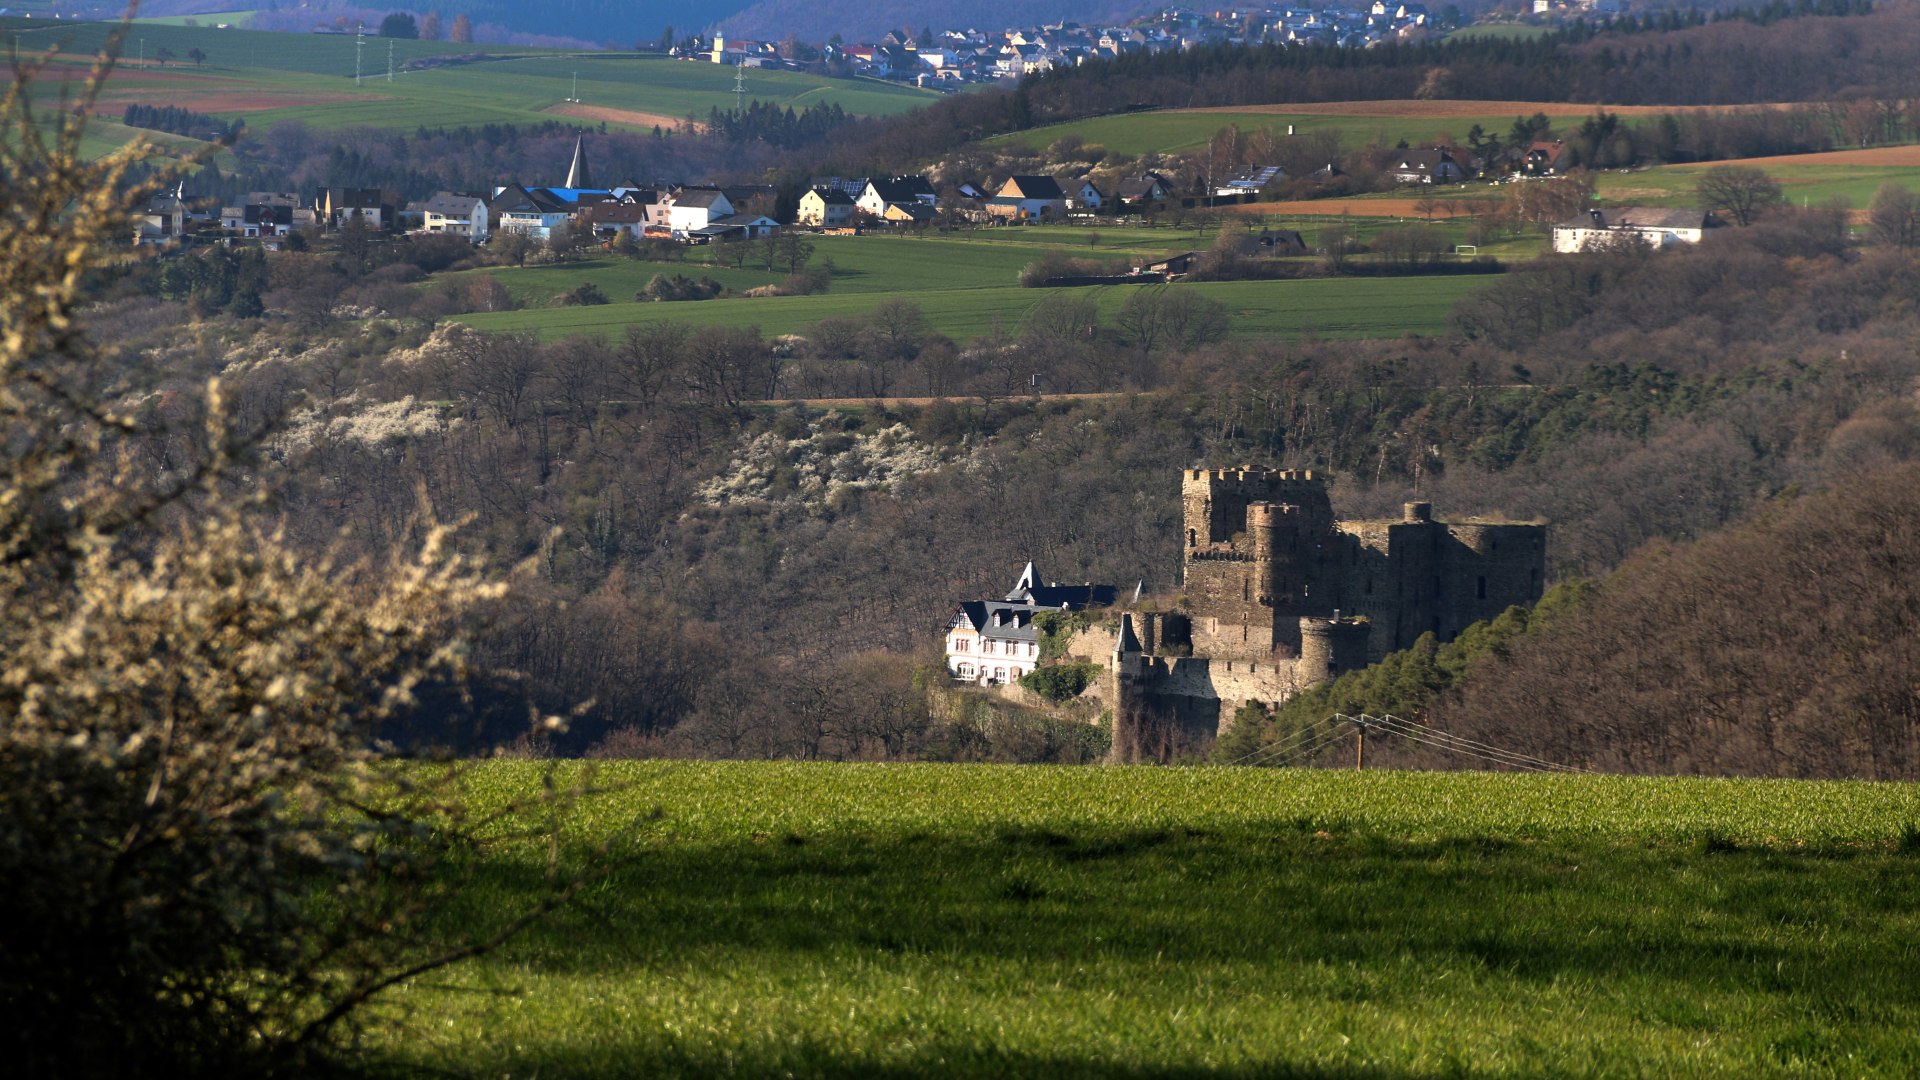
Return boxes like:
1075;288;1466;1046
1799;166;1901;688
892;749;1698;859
1084;467;1547;760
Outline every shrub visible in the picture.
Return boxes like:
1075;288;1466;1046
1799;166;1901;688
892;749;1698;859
1019;661;1101;703
0;37;582;1075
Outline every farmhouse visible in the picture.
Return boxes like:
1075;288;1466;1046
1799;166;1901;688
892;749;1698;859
988;175;1069;222
420;192;490;242
1389;149;1464;185
798;187;856;227
856;175;938;219
1552;207;1717;253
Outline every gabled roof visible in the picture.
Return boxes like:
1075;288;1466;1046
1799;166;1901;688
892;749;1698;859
807;187;856;205
423;192;485;217
1001;175;1066;200
1556;206;1711;231
1114;174;1170;199
672;188;731;209
867;175;937;202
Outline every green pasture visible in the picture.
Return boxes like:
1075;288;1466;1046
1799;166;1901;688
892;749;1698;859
452;271;1494;344
1598;158;1920;210
6;22;935;136
371;762;1920;1077
4;19;524;75
130;10;258;28
987;104;1615;158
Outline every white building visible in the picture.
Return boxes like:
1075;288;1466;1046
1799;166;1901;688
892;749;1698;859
1552;207;1716;253
943;562;1120;685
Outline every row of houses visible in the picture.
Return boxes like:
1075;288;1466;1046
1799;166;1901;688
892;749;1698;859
800;172;1179;226
739;3;1448;87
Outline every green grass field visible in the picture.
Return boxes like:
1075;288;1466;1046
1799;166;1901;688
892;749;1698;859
372;762;1920;1077
453;265;1491;344
4;21;935;137
1598;158;1920;210
988;104;1615;158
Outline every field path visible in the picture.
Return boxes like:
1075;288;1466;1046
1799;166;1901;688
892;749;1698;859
545;102;698;131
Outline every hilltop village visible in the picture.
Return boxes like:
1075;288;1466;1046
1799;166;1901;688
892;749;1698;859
685;3;1465;88
948;467;1546;760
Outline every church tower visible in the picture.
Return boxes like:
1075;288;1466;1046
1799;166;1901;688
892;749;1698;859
564;134;591;189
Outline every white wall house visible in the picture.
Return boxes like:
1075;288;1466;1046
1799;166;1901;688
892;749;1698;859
422;193;489;242
664;188;734;236
1553;207;1714;253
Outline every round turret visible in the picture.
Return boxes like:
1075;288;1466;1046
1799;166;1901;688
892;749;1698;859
1298;616;1371;683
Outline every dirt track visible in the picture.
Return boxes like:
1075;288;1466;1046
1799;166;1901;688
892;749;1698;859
1686;145;1920;168
545;102;697;132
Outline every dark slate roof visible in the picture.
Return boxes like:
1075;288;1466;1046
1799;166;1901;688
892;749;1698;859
423;193;484;217
809;187;856;205
869;175;937;202
1018;584;1118;609
673;188;731;209
949;601;1042;642
1557;206;1710;231
1005;175;1067;200
1114;175;1168;200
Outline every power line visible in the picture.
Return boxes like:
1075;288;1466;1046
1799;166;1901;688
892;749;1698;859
1367;714;1588;773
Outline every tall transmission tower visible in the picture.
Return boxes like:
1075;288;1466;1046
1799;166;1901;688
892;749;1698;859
733;63;746;112
387;38;394;82
355;28;364;85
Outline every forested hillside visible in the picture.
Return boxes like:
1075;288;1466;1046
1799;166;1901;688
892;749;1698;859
825;2;1907;170
86;200;1920;770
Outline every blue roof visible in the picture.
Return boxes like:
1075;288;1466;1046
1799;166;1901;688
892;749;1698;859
539;187;613;205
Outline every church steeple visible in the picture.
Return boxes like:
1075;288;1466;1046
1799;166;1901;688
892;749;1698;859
565;134;591;189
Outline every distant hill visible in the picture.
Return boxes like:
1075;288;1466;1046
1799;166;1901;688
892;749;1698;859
124;0;1156;46
719;1;1156;42
139;1;755;47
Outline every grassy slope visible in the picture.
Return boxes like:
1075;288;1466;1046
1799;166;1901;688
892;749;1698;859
1597;159;1920;210
453;267;1489;345
379;762;1920;1077
988;105;1613;158
6;22;935;135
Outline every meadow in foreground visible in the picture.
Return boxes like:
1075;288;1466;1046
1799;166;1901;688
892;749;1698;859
377;763;1920;1077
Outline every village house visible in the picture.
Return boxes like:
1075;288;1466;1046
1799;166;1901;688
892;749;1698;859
856;175;939;219
797;187;856;227
419;192;490;242
313;187;393;230
1552;207;1718;253
662;187;734;235
1112;172;1173;209
1072;179;1106;211
988;175;1069;222
134;184;187;245
491;184;575;239
945;563;1120;685
1389;149;1465;185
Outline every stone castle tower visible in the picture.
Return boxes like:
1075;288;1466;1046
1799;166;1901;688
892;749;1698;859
1178;466;1546;665
1090;467;1547;760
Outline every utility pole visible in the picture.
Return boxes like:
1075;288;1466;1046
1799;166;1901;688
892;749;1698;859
355;28;364;86
1354;716;1367;770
